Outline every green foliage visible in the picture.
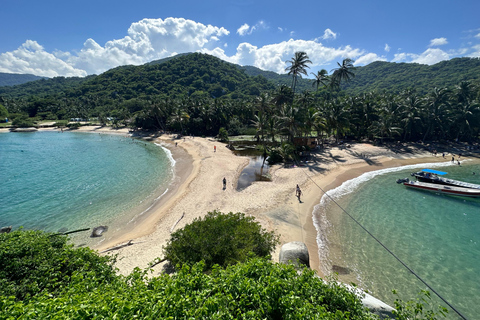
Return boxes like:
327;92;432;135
0;103;8;119
217;126;229;142
343;58;480;95
163;211;279;270
54;120;68;127
0;230;117;302
1;257;378;319
267;143;296;164
392;290;448;320
11;115;34;128
67;122;81;129
0;72;46;87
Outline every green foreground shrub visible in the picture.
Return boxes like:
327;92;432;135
1;254;378;319
0;229;117;302
163;210;279;270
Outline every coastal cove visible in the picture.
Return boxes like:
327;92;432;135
3;126;478;318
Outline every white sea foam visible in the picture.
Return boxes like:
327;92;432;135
313;161;454;275
157;143;176;167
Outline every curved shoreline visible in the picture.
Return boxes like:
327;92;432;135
96;132;461;276
6;126;475;279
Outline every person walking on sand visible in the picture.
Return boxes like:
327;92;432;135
296;184;302;201
214;145;216;152
223;177;226;189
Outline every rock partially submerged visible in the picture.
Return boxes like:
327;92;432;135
0;226;12;233
90;226;108;238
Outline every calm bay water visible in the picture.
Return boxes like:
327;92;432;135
314;161;480;319
0;131;174;246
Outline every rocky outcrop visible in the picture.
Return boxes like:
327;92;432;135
279;241;310;268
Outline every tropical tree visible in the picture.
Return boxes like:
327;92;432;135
399;90;423;141
422;87;451;141
331;58;356;90
311;69;330;91
285;52;312;95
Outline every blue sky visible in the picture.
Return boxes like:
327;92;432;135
1;0;479;78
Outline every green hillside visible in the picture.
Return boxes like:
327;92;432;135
0;53;274;102
342;57;480;95
77;52;274;100
0;72;47;87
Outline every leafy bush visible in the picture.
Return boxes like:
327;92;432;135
163;211;278;270
0;229;117;301
55;120;68;127
67;122;81;129
392;290;448;320
217;126;229;142
11;116;35;128
0;230;446;319
2;258;378;319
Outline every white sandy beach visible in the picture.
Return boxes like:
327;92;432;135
2;125;461;276
88;128;457;277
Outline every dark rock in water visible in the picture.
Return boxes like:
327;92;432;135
90;226;108;238
57;227;68;233
332;265;350;275
0;226;12;233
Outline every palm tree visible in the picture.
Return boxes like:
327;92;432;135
285;52;312;95
399;92;423;141
451;82;480;141
422;87;451;141
311;69;330;91
331;58;356;90
271;85;293;111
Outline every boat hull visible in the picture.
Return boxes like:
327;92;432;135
412;171;480;189
404;181;480;198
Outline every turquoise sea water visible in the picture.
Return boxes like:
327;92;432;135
0;131;174;246
314;160;480;319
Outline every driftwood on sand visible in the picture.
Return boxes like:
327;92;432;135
170;212;185;233
99;240;145;253
49;228;90;237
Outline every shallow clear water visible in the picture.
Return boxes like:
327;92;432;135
0;131;174;246
314;161;480;319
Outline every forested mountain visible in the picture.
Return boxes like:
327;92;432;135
0;53;274;101
76;53;274;101
239;57;480;95
0;73;46;87
0;76;91;99
341;58;480;95
2;55;479;101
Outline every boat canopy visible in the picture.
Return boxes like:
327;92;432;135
421;169;447;175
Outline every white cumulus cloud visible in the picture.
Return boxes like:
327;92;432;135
321;28;337;40
0;40;86;77
355;53;386;66
412;48;450;64
429;37;448;47
237;23;251;36
236;21;267;36
205;38;364;74
384;44;390;52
